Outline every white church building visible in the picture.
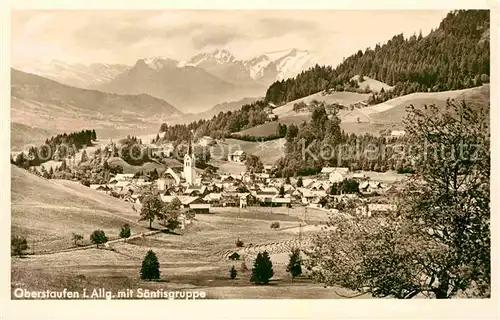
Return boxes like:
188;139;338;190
183;143;198;186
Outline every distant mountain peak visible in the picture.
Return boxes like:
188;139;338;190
139;57;179;70
189;48;236;66
11;59;131;89
211;49;235;63
244;48;314;81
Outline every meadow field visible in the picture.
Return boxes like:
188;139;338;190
11;207;358;299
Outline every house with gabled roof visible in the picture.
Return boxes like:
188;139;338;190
115;173;135;181
227;150;246;163
328;167;350;183
184;185;208;197
204;193;222;205
90;184;111;192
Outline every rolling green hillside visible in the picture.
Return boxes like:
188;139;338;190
11;165;149;253
236;84;489;138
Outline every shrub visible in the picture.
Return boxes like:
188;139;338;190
72;233;84;246
90;230;108;248
81;179;91;187
140;250;161;281
119;224;131;240
235;238;244;247
11;235;29;257
270;222;280;229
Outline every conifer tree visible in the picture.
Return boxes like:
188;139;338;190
230;265;238;280
297;177;303;187
140;250;161;281
250;251;274;285
286;248;303;280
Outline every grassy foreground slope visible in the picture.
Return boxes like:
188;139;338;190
11;165;148;252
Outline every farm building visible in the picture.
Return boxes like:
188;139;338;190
227;150;246;163
356;203;396;217
189;203;211;214
184;185;208;197
298;188;327;204
160;195;202;208
114;181;132;190
204;193;222;206
327;167;350;183
267;113;278;121
158;168;182;190
263;165;274;174
271;197;291;207
351;172;366;180
150;144;173;158
89;184;110;192
115;173;134;181
198;136;216;147
221;192;239;207
359;181;384;195
391;130;406;137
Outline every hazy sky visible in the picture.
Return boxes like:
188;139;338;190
12;10;449;66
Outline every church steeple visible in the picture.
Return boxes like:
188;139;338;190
188;129;195;156
183;130;197;186
188;138;193;156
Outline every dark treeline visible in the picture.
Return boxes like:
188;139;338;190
273;105;414;178
229;123;288;142
155;100;270;143
12;129;97;169
265;10;490;105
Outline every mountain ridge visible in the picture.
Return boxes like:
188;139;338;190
13;48;317;113
10;68;183;147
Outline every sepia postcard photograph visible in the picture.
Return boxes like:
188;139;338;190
2;1;498;319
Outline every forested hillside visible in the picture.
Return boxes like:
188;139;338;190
156;100;270;143
265;10;490;105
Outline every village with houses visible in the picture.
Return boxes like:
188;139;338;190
83;134;403;228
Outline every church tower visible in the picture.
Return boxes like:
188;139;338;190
183;139;197;185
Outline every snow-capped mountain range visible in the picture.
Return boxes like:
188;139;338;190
13;48;315;88
12;48;317;112
11;60;130;89
185;48;314;83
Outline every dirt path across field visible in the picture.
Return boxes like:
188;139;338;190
26;228;168;256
